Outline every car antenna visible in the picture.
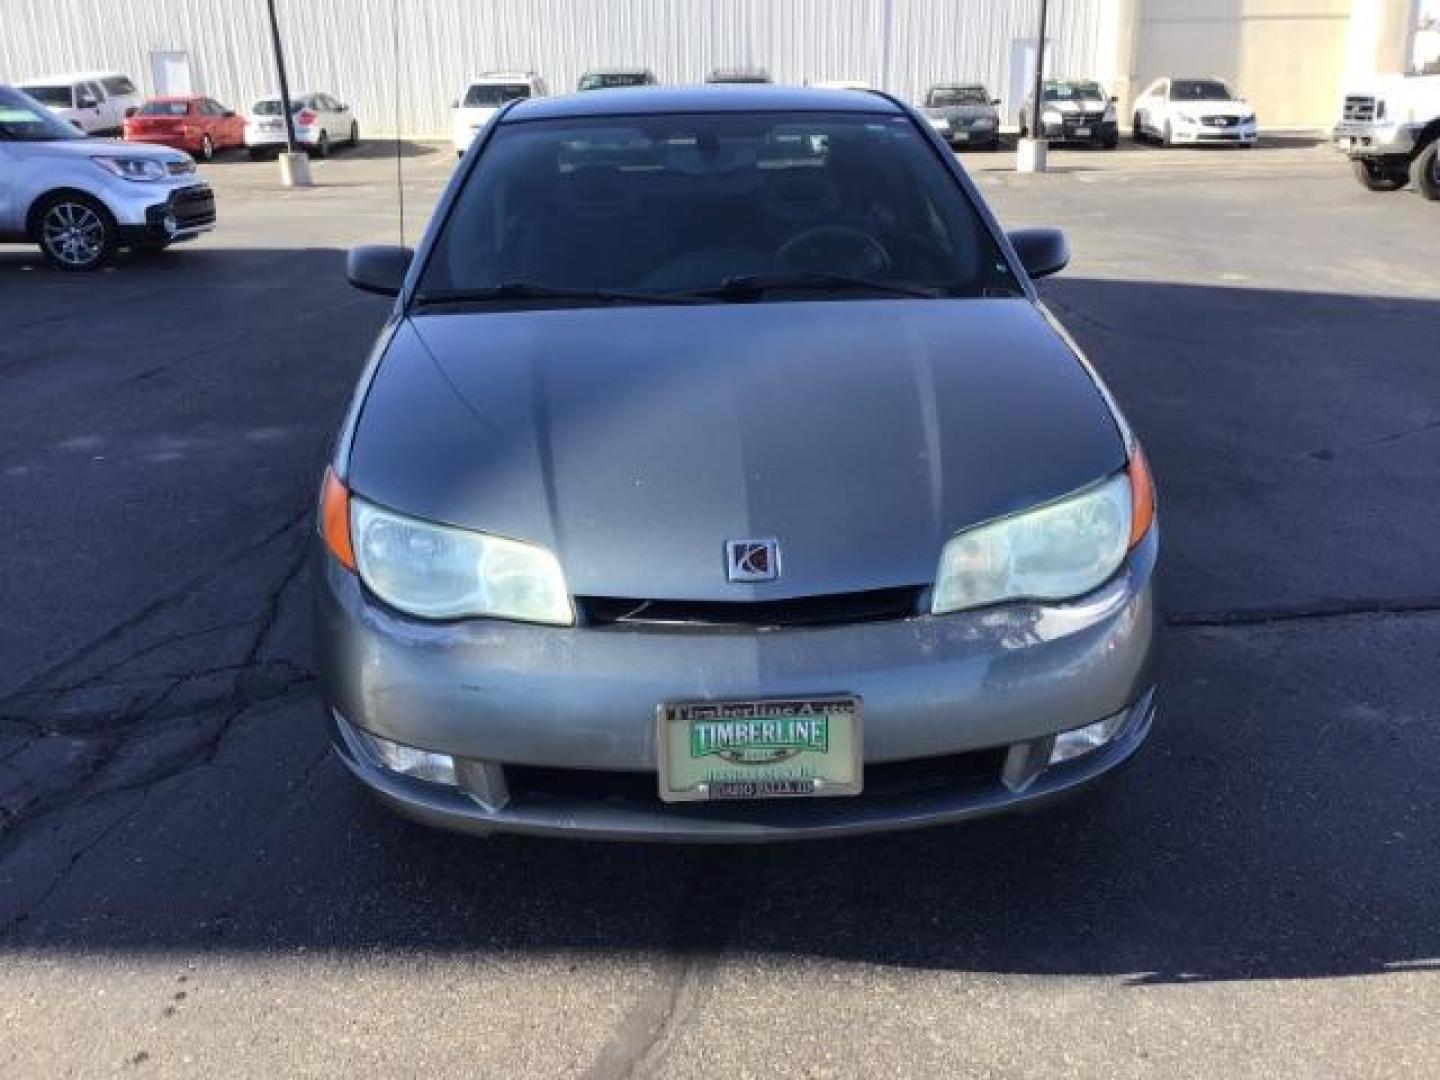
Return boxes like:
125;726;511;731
392;0;406;248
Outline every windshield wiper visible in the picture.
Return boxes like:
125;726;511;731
677;273;944;302
412;282;703;307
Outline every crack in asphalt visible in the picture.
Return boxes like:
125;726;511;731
1168;597;1440;628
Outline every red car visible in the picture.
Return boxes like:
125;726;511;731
122;96;245;161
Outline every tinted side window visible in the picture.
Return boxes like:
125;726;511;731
103;77;137;96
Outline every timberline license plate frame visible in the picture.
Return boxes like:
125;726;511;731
656;695;863;803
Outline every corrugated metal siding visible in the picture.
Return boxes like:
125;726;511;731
0;0;1107;136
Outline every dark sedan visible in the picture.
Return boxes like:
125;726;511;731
317;86;1159;842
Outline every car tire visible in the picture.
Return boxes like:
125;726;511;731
198;134;215;162
32;193;118;273
1102;134;1118;150
1131;114;1146;145
312;131;330;159
1162;120;1174;148
1353;158;1408;192
1410;140;1440;201
348;121;360;148
248;147;267;161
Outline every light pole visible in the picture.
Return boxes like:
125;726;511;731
264;0;312;186
1017;0;1049;173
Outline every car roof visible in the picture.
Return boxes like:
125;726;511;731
505;84;902;121
928;82;987;91
581;67;653;76
467;72;540;84
21;71;128;84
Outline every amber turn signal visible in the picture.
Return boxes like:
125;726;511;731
320;466;357;571
1127;444;1155;548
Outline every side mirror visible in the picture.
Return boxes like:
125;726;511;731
1108;95;1119;104
347;245;413;297
124;106;138;118
1007;228;1069;280
224;110;237;118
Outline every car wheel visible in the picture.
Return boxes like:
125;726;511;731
1131;114;1146;144
1162;120;1174;148
34;193;117;272
248;146;267;161
1353;158;1408;192
348;121;359;147
198;134;215;162
1410;140;1440;201
1103;134;1119;150
311;132;330;159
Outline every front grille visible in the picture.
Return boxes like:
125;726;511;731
579;587;924;629
506;748;1007;807
1064;111;1104;125
170;185;216;228
1343;95;1376;122
1201;115;1236;127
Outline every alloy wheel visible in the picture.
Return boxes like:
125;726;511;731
41;202;107;269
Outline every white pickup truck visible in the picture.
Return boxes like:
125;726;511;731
1332;73;1440;199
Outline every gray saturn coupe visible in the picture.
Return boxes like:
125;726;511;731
317;85;1159;842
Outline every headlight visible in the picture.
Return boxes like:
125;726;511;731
351;497;574;625
1176;111;1198;125
928;116;951;131
91;156;168;182
973;116;996;128
931;472;1133;615
1042;109;1064;124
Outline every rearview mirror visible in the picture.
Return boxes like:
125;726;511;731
1006;228;1069;280
347;245;413;297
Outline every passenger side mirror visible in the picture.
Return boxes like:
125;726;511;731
347;245;413;297
1006;228;1069;280
124;106;138;118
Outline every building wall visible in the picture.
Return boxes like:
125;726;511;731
0;0;1108;137
1126;0;1414;129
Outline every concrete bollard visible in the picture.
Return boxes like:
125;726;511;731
1016;138;1048;174
278;151;314;188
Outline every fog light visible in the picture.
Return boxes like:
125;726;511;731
1049;709;1129;765
356;728;458;786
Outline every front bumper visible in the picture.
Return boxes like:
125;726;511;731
315;528;1159;842
1039;118;1118;144
1331;121;1420;158
115;184;216;245
1171;122;1258;144
941;126;1000;148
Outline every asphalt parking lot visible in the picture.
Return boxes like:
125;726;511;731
1;138;1438;1077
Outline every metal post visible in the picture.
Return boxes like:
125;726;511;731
265;0;297;152
1029;0;1049;142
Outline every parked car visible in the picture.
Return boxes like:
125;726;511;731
808;80;873;91
706;67;773;84
1019;80;1119;148
452;73;548;157
577;68;657;92
17;72;143;136
324;85;1158;842
1332;73;1440;199
123;96;245;161
0;85;216;270
921;83;1001;150
245;93;358;159
1132;77;1257;147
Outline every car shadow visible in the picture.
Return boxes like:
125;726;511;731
0;269;1437;987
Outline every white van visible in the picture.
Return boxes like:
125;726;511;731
452;73;548;156
18;72;144;136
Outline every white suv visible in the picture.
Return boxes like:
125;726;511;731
18;72;143;136
0;86;216;271
452;73;548;157
1132;77;1257;147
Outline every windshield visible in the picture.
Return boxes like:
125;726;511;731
927;86;988;107
1043;81;1105;101
1171;79;1233;101
0;87;86;141
138;100;191;117
464;84;531;108
578;72;652;91
21;85;74;108
417;111;1017;304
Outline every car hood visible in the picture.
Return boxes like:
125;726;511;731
347;300;1126;601
1176;99;1252;117
1044;99;1109;113
12;137;192;164
455;105;501;126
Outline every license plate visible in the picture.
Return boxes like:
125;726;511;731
657;696;862;802
954;131;969;142
261;120;282;131
1074;126;1091;138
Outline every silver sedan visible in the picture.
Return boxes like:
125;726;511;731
316;86;1159;842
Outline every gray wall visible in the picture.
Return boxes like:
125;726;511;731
1;0;1108;136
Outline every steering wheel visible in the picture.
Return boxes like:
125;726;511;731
776;226;892;276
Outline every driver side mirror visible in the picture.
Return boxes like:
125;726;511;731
347;245;413;297
1007;228;1069;280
